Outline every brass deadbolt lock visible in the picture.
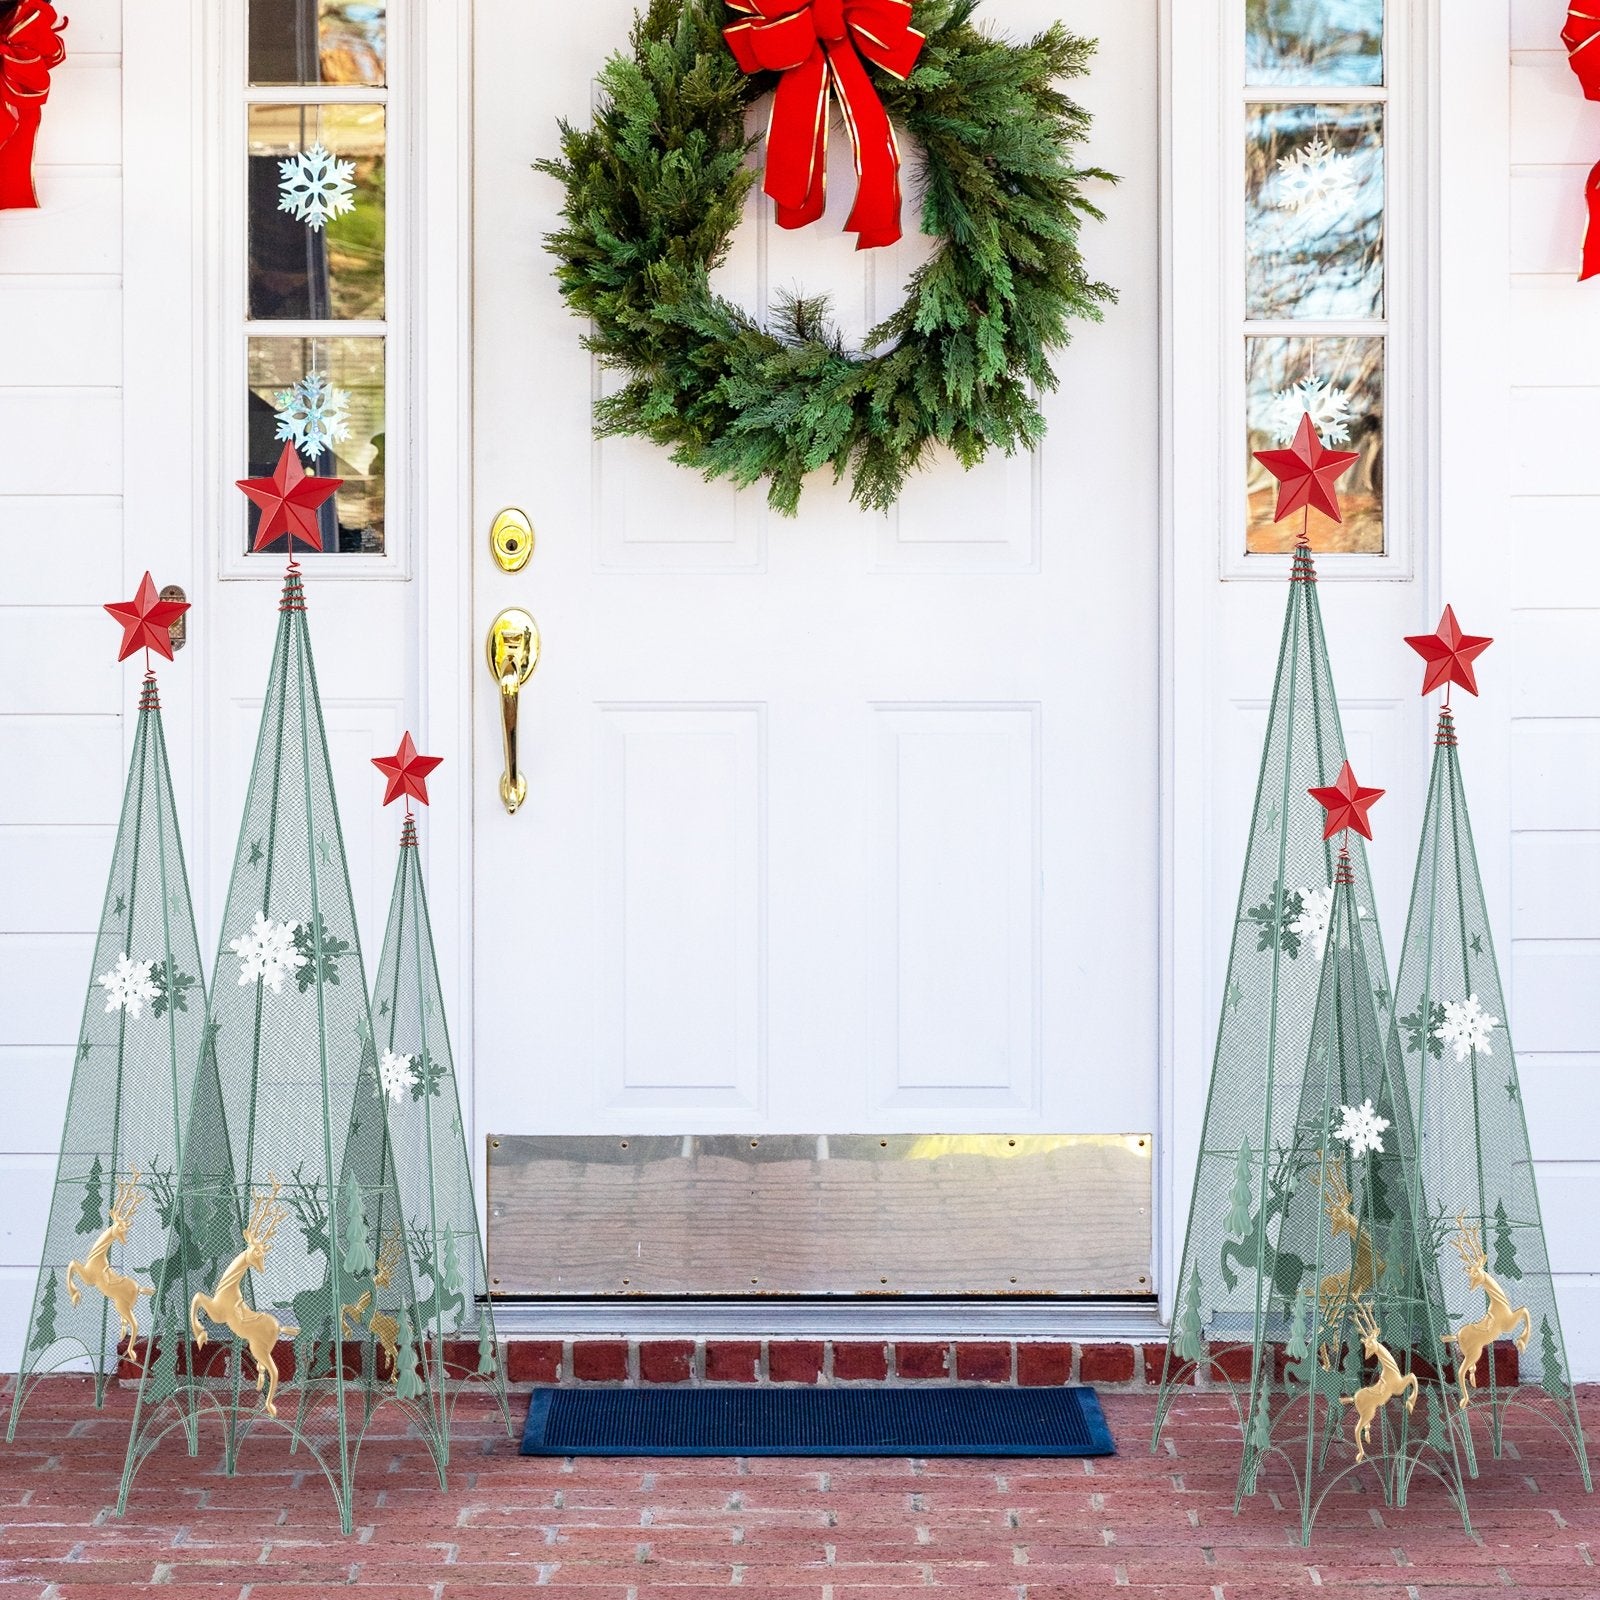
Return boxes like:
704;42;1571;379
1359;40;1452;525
490;508;534;574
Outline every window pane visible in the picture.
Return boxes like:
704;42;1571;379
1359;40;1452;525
249;104;385;321
250;0;386;87
1247;0;1382;87
1247;335;1383;555
1246;103;1383;322
247;336;386;554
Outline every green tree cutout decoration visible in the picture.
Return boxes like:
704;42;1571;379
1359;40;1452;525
116;564;448;1535
9;581;208;1439
1390;612;1589;1488
367;735;512;1438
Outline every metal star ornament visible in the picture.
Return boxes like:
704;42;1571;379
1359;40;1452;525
105;572;189;663
1309;761;1384;842
1253;412;1361;524
1404;605;1493;700
237;442;343;553
374;732;443;809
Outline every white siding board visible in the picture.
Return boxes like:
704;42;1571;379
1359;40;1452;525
0;828;115;933
0;1156;54;1267
0;719;123;825
1511;168;1588;274
1511;943;1600;1054
31;64;121;167
1532;1167;1600;1273
1513;5;1573;51
1510;721;1600;829
0;610;121;714
1511;54;1599;165
0;287;121;386
1508;611;1600;715
0;498;121;604
1520;1057;1600;1162
1511;388;1600;494
0;171;121;275
52;0;120;53
0;1050;74;1154
1511;282;1600;387
0;934;96;1047
0;391;120;495
1511;498;1600;608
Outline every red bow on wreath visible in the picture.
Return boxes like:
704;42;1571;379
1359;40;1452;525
723;0;925;250
0;0;67;212
1563;4;1600;279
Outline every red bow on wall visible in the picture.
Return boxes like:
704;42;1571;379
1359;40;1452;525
723;0;925;251
0;0;67;211
1563;5;1600;279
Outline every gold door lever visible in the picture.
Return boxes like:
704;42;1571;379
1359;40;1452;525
486;608;541;815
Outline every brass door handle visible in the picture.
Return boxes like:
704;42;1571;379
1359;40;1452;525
486;608;541;815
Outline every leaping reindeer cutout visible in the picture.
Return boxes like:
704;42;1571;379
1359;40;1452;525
1441;1213;1531;1411
191;1176;299;1417
1315;1156;1384;1365
1340;1296;1418;1464
65;1169;153;1347
341;1229;404;1376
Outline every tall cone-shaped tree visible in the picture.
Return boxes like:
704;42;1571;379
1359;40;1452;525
117;564;447;1534
9;581;205;1436
1391;611;1590;1488
367;734;511;1441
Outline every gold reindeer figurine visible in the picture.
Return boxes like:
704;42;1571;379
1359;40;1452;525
1316;1156;1384;1365
1441;1213;1532;1411
191;1177;299;1417
1340;1297;1418;1463
65;1168;153;1347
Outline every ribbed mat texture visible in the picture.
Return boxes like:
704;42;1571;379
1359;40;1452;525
520;1385;1114;1458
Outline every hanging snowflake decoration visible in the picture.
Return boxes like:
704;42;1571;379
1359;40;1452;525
272;372;351;462
379;1049;418;1103
1433;994;1501;1064
277;142;357;232
1334;1099;1390;1159
1274;135;1359;222
1268;376;1354;447
229;912;307;994
98;954;159;1020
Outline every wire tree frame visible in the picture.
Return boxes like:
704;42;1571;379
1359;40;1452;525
1391;707;1591;1488
115;567;448;1534
8;674;208;1434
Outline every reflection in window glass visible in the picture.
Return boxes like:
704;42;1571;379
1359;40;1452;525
1247;104;1383;321
250;0;386;86
248;104;386;322
1247;336;1382;555
1247;0;1382;87
248;337;386;554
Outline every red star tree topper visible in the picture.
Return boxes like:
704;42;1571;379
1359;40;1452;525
237;442;343;553
1253;412;1361;525
105;572;190;664
1404;605;1493;701
374;732;443;810
1309;761;1384;842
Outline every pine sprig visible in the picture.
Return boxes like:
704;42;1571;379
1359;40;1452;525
536;0;1116;514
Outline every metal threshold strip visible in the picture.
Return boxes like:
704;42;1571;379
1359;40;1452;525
491;1297;1166;1340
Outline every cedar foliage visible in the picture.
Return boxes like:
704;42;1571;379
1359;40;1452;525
536;0;1116;513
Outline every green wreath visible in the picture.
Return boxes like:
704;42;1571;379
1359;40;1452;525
538;0;1116;514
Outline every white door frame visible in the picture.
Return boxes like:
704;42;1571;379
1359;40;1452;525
124;0;1515;1331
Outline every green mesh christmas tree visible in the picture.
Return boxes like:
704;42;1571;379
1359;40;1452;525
1153;420;1469;1539
1390;610;1590;1488
7;579;205;1435
116;537;448;1533
366;738;511;1441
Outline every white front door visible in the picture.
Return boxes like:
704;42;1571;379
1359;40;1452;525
470;1;1160;1151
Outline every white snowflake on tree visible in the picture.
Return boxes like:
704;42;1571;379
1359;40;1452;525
378;1049;418;1103
1268;375;1354;447
1290;886;1369;963
277;142;357;232
98;953;159;1020
1433;994;1500;1063
1334;1099;1390;1159
229;912;307;994
1275;135;1358;222
272;371;351;462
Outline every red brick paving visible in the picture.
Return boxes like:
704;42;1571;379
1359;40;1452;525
2;1376;1598;1594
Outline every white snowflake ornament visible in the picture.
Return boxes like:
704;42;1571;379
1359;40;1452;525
277;142;357;232
98;953;159;1020
379;1049;418;1103
1290;885;1369;963
1433;994;1500;1064
273;371;351;462
1274;135;1358;221
1269;376;1353;447
1334;1100;1390;1159
230;912;307;994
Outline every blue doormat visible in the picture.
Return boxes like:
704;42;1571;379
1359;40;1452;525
520;1385;1114;1458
